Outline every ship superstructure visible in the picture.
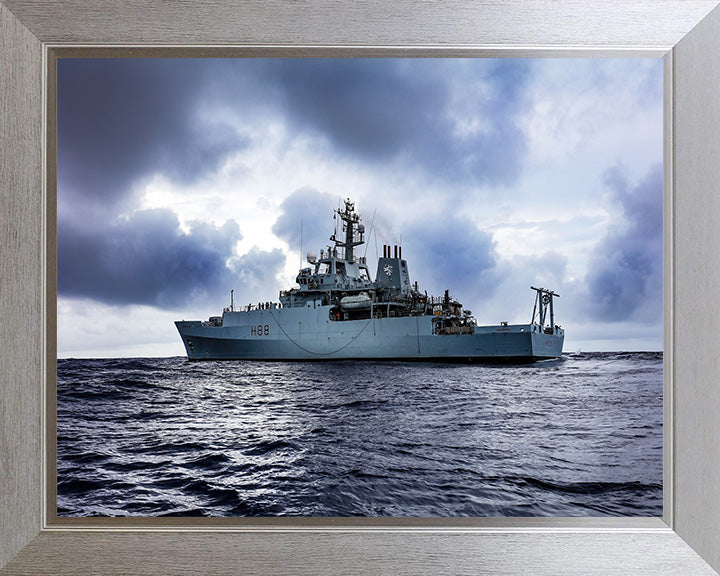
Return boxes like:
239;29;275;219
176;199;564;361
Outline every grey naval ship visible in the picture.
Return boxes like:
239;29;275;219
176;199;564;362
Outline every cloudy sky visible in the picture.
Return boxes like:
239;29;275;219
57;57;663;358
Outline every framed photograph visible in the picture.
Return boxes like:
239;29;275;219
2;1;720;574
53;55;663;521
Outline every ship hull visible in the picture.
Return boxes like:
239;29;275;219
175;305;564;363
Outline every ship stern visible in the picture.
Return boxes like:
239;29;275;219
530;327;565;360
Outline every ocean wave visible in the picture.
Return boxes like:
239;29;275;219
57;354;663;517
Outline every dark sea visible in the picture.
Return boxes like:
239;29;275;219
56;352;663;517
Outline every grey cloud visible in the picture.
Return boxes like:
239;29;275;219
402;212;498;299
466;251;569;324
585;164;663;322
58;59;248;217
264;59;530;185
58;208;243;307
57;59;255;311
269;60;446;161
272;188;338;256
58;58;532;222
235;247;287;294
511;251;568;287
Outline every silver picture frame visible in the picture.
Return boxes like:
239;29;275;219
2;1;720;574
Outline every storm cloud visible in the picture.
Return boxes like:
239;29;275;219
271;187;338;256
57;59;531;308
235;247;287;296
55;58;663;355
585;164;663;322
58;208;243;307
402;212;498;300
58;58;248;219
58;58;533;220
265;59;530;185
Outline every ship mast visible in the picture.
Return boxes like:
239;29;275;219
331;198;364;262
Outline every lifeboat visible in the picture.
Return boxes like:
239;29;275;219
340;292;372;310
